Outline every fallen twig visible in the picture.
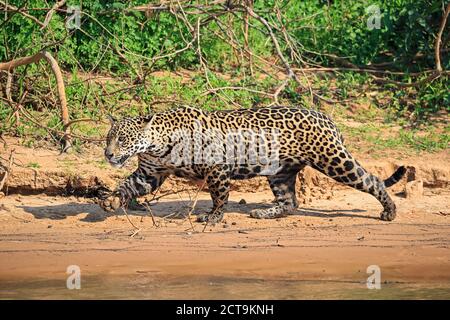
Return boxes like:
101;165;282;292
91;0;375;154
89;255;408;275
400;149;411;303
143;201;159;227
121;206;141;237
185;178;207;232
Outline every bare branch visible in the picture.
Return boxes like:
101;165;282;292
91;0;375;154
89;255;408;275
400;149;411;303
0;51;45;71
41;51;71;151
435;3;450;72
41;0;66;30
244;4;296;80
0;51;71;151
0;0;45;27
0;148;14;193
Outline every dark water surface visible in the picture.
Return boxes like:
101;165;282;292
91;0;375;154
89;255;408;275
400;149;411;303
1;275;450;299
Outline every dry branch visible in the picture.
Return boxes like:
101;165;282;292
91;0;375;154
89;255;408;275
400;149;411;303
0;97;103;142
0;149;15;193
0;51;71;151
244;4;296;80
435;3;450;72
41;0;66;30
0;1;44;27
121;206;141;237
0;52;45;70
185;178;208;232
243;0;254;75
5;71;20;125
41;52;71;151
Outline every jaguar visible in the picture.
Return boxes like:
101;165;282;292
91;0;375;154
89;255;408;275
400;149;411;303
99;106;406;223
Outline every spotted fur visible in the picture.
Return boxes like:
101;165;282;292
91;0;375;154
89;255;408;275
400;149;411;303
99;106;406;223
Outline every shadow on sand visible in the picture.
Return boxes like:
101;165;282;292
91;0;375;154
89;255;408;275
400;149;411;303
19;198;376;223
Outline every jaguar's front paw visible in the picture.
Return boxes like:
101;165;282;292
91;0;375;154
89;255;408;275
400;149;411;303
98;193;125;213
196;211;224;224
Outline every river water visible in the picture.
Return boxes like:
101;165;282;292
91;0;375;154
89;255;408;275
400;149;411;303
1;275;449;299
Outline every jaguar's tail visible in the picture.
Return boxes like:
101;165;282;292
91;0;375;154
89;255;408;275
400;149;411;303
383;166;407;188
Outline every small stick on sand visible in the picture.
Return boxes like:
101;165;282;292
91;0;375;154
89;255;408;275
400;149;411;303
143;201;160;228
185;178;207;232
121;206;141;237
142;184;163;227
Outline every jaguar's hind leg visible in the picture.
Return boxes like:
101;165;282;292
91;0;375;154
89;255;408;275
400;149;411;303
319;150;401;221
250;168;300;219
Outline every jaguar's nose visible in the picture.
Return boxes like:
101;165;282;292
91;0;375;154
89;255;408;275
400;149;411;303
105;150;113;159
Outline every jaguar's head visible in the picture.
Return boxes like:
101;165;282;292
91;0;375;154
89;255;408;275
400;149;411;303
104;115;154;168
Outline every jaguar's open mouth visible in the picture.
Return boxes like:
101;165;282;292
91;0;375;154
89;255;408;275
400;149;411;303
108;155;131;168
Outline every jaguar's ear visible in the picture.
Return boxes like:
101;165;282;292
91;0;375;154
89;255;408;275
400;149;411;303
107;114;116;125
140;115;153;130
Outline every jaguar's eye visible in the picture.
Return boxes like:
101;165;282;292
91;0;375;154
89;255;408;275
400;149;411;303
117;137;125;145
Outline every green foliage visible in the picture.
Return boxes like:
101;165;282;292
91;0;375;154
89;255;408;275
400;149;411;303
343;122;450;154
2;1;446;73
390;75;450;120
282;0;446;70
